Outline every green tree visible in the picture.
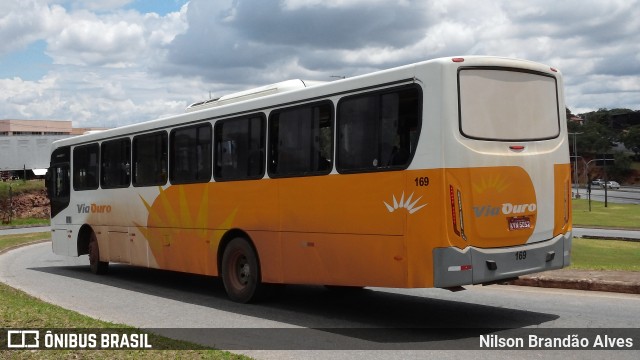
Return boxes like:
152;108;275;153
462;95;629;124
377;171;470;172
607;152;633;181
572;121;614;156
622;125;640;158
581;108;611;127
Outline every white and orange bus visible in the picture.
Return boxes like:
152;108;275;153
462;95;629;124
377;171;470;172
47;56;572;303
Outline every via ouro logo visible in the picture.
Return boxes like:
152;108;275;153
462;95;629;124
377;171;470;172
473;202;536;217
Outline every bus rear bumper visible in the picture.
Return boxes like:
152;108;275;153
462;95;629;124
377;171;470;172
433;232;572;288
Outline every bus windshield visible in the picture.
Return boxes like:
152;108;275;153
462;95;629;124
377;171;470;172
458;68;560;141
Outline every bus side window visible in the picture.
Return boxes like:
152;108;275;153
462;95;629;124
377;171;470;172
170;124;212;184
268;102;333;178
73;143;99;190
132;131;168;187
101;138;131;189
337;85;421;173
214;115;265;181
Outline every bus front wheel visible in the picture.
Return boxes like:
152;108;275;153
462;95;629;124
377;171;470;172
221;237;261;303
88;232;109;275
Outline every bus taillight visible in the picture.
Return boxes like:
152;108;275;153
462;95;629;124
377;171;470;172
457;189;467;241
450;185;460;237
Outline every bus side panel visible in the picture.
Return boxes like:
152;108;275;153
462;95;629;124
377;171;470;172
277;172;406;286
280;233;406;286
278;173;405;236
249;230;283;284
107;226;130;264
51;227;74;256
403;169;447;288
135;181;280;276
130;226;155;268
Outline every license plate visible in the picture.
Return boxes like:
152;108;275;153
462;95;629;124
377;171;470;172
508;216;531;231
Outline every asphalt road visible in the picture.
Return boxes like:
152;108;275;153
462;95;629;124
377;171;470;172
0;226;51;236
574;186;640;205
1;242;639;359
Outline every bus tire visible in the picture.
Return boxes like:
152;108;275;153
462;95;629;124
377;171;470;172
221;237;261;303
88;232;109;275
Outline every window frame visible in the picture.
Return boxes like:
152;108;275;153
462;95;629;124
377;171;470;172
132;131;168;187
457;66;560;142
213;113;266;182
72;143;100;191
267;100;334;179
169;122;213;185
100;137;131;189
336;84;422;174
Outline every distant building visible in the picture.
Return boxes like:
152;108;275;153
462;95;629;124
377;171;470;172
0;119;108;178
568;115;584;125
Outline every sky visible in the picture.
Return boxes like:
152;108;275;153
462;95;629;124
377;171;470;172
0;0;639;128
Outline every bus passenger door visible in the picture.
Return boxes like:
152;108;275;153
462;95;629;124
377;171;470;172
47;147;73;256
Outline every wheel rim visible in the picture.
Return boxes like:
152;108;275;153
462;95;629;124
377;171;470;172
238;258;250;286
222;238;261;303
230;252;251;290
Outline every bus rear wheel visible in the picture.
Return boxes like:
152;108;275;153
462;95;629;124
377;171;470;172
88;232;109;275
221;237;261;303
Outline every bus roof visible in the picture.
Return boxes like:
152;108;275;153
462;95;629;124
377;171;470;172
51;56;560;150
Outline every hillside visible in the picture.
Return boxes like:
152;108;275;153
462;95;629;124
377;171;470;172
0;181;50;223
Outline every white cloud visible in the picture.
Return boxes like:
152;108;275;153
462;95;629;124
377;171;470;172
0;1;66;55
1;0;639;128
58;0;134;12
49;16;145;67
45;5;187;68
282;0;393;10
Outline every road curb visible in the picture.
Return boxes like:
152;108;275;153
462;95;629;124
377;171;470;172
580;235;640;242
505;276;640;295
0;239;50;256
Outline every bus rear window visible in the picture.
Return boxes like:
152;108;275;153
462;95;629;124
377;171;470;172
458;68;560;141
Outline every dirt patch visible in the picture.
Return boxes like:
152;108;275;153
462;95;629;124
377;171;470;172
0;189;50;221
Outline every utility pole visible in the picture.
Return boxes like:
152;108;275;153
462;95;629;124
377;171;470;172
8;183;12;224
569;132;583;197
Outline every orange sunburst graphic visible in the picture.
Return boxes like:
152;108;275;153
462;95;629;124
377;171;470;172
472;174;510;194
134;184;238;272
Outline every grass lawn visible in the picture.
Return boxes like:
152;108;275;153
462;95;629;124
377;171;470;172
570;238;640;271
572;199;640;229
2;218;50;227
0;234;251;359
0;179;45;196
0;232;50;252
